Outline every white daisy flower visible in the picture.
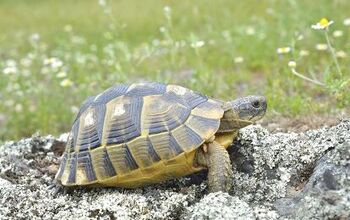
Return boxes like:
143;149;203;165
234;57;244;63
190;40;205;48
245;27;256;36
163;6;171;13
98;0;106;7
315;44;328;51
333;30;343;38
311;18;334;30
20;58;32;67
343;18;350;26
57;71;67;78
29;33;40;43
336;50;347;58
288;61;297;68
64;25;73;32
299;50;310;57
15;104;23;113
277;47;291;54
3;66;17;75
60;79;74;87
44;57;63;69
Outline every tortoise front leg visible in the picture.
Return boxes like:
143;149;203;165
196;141;233;192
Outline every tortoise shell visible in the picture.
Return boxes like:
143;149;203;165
55;82;224;187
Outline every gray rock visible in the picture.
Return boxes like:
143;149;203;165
274;142;350;219
184;192;255;220
0;119;349;219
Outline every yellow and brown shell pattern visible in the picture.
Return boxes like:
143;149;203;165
55;82;224;187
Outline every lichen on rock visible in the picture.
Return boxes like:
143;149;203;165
0;120;349;219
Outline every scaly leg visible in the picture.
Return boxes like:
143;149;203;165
196;141;233;192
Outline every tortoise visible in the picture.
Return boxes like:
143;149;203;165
55;82;266;192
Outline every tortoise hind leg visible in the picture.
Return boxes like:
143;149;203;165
196;141;233;192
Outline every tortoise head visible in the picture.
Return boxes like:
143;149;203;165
219;96;267;132
229;95;267;123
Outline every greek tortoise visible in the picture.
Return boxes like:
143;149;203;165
55;82;266;192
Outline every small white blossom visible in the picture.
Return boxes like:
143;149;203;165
163;6;171;13
315;44;328;51
234;57;244;63
299;50;310;57
29;33;40;43
98;0;106;7
60;79;74;87
57;71;67;78
71;106;79;114
245;27;256;36
333;30;343;38
3;60;17;74
297;34;304;41
44;57;63;69
20;58;32;67
343;18;350;26
64;25;73;32
288;61;297;68
3;66;17;75
277;47;291;54
52;60;63;68
15;104;23;113
6;59;16;67
336;50;347;58
190;40;205;48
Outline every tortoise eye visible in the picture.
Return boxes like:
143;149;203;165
252;100;260;108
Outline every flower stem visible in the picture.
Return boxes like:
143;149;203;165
291;68;325;86
324;30;343;78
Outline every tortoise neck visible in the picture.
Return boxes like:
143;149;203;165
217;106;253;133
217;108;239;133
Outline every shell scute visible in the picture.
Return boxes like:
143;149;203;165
141;94;191;135
126;82;166;96
106;144;139;174
102;96;143;145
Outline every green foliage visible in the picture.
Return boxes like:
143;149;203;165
0;0;349;140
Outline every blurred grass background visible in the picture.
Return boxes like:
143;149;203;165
0;0;349;140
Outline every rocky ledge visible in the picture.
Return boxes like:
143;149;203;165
0;119;349;219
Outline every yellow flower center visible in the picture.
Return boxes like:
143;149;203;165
319;18;329;27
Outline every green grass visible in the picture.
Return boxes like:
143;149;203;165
0;0;349;140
